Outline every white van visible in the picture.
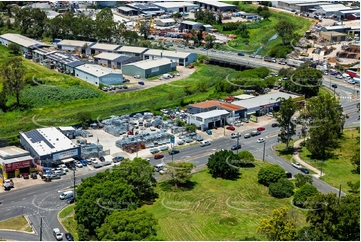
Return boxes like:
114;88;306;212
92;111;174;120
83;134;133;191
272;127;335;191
200;141;211;147
59;191;74;200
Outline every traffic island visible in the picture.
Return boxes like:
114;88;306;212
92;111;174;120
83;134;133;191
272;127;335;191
0;216;34;234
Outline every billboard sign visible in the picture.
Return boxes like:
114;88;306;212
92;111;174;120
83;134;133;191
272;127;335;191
52;149;78;161
4;159;32;172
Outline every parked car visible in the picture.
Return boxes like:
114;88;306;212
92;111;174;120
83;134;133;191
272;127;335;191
53;228;63;241
50;174;61;179
244;133;251;138
65;232;74;241
300;167;309;174
231;144;242;150
271;123;279;127
99;156;105;162
23;173;29;179
226;126;235;131
184;137;193;143
188;46;195;49
257;127;265;131
150;148;160;154
249;54;256;58
242;118;249;123
31;173;38;179
79;160;87;166
257;138;265;143
134;75;141;79
231;133;241;139
154;154;164;159
237;52;245;56
75;162;83;168
251;131;261;136
154;163;165;172
169;149;180;155
138;81;145;85
200;141;211;147
3;179;14;190
112;156;124;162
123;79;130;83
292;162;302;169
206;130;212;135
177;140;184;145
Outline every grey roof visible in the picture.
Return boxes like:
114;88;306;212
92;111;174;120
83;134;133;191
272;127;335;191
232;92;302;109
123;58;172;69
156;18;176;23
317;4;352;11
0;33;44;48
295;2;333;6
90;43;121;51
181;20;203;26
193;110;230;119
197;0;236;8
340;9;360;13
144;49;193;59
75;64;123;77
57;39;93;47
117;46;149;54
117;6;136;12
153;2;198;9
95;52;128;61
66;60;84;68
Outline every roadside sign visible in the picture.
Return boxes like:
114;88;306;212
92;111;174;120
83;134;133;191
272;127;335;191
170;135;175;144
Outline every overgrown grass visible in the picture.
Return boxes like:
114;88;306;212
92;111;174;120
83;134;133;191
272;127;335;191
62;216;79;241
139;162;307;240
59;204;75;219
298;129;360;193
0;216;31;231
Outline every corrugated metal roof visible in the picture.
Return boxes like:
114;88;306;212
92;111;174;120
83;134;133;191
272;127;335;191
57;39;93;47
157;18;176;23
197;0;236;8
232;92;302;109
66;60;84;68
144;49;192;59
181;20;203;26
117;46;149;54
193;110;230;119
153;2;198;8
91;43;121;51
123;58;172;69
0;33;44;48
75;64;122;77
188;100;245;111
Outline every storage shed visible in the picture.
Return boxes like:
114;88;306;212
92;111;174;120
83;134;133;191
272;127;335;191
179;20;203;30
143;49;197;66
94;52;140;69
122;58;176;78
155;18;176;27
75;64;124;86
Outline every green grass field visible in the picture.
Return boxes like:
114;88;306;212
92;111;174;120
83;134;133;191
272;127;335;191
0;216;32;232
139;162;307;240
59;204;75;219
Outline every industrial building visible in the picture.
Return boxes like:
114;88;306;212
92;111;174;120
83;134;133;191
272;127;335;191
90;43;122;55
276;1;333;12
122;58;176;79
320;31;347;42
19;127;81;166
313;4;353;18
126;2;162;16
0;33;48;55
155;18;176;27
153;2;198;13
179;20;203;30
117;6;139;16
75;64;124;86
94;52;139;69
143;49;197;66
196;0;237;12
187;110;230;131
116;46;149;58
231;92;305;119
55;39;94;55
0;146;35;180
187;100;245;118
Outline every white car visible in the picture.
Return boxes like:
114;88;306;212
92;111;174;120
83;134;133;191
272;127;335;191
159;167;168;175
59;164;68;172
75;162;83;168
231;133;241;139
292;162;302;169
257;138;265;143
53;228;63;241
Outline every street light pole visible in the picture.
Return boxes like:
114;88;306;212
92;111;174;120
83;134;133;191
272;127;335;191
73;168;76;202
40;216;43;241
262;141;266;161
236;133;240;154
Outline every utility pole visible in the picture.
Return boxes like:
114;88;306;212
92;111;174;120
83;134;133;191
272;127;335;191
262;141;266;161
73;169;76;202
40;217;43;241
320;160;323;177
338;184;342;198
236;133;240;154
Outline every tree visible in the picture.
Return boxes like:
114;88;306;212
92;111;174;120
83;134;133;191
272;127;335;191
96;210;158;241
95;8;116;42
207;149;240;179
274;97;297;152
305;193;360;241
260;10;271;19
8;43;21;55
139;21;151;40
204;34;216;48
0;90;7;112
1;57;26;106
123;30;139;45
274;20;295;46
297;226;334;241
268;178;294;198
294;173;313;188
293;184;319;208
257;206;298;241
237;150;255;167
347;180;360;193
165;161;195;188
258;164;286;186
284;68;323;98
300;92;346;159
185;124;196;132
77;111;92;129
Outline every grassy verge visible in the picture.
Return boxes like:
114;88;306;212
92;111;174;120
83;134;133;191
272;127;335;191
59;204;75;219
298;129;360;192
0;216;32;232
139;162;307;240
58;204;79;241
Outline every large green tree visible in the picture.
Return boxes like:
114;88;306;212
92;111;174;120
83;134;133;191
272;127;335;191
165;161;195;188
268;178;294;198
95;8;116;42
294;173;313;188
96;210;158;241
1;57;26;106
274;20;295;46
207;149;240;179
204;34;216;48
257;206;298;240
139;21;151;40
285;67;323;98
274;97;298;151
258;164;286;186
300;92;346;159
304;193;360;241
293;184;319;208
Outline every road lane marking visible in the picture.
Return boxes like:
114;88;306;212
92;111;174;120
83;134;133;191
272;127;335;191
27;192;35;195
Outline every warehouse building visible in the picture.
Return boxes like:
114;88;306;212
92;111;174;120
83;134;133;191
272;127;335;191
0;146;36;180
231;92;305;119
55;39;95;55
90;43;122;55
122;58;176;78
187;110;230;131
0;33;48;55
117;6;139;16
94;52;140;69
143;49;197;66
19;127;81;166
196;0;237;12
187;100;245;118
179;20;203;30
155;18;176;27
59;59;84;75
320;31;347;42
276;1;332;12
116;46;149;58
153;2;198;13
75;64;124;86
313;4;353;18
32;48;57;63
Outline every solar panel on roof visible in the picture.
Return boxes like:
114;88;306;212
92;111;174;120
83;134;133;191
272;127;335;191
25;130;55;149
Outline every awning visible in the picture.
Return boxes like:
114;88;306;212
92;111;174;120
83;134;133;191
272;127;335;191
247;112;256;115
62;158;74;163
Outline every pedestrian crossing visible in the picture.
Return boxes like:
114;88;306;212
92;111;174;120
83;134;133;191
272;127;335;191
340;96;352;99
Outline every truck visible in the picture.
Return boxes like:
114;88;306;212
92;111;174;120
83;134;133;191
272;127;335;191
264;56;276;63
287;59;304;67
346;70;360;79
3;179;14;190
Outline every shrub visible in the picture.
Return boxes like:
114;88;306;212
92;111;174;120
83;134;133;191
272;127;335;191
269;45;293;58
269;178;294;198
293;184;318;207
258;164;286;186
294;173;313;188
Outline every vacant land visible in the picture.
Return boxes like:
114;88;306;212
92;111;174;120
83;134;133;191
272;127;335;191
0;216;32;232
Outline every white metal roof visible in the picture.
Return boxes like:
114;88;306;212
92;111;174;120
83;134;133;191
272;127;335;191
0;33;44;48
94;52;125;60
317;4;352;11
181;20;203;26
58;127;75;132
123;58;172;69
233;94;256;100
295;2;332;6
144;49;192;59
153;2;198;9
197;0;236;8
193;110;230;119
117;46;149;54
156;18;176;23
57;39;93;47
0;146;30;159
20;127;77;157
75;64;122;77
90;43;121;51
232;92;301;109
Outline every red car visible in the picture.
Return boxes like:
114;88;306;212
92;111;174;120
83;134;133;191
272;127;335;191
226;126;235;131
257;127;265;131
23;173;29;179
154;154;164;159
